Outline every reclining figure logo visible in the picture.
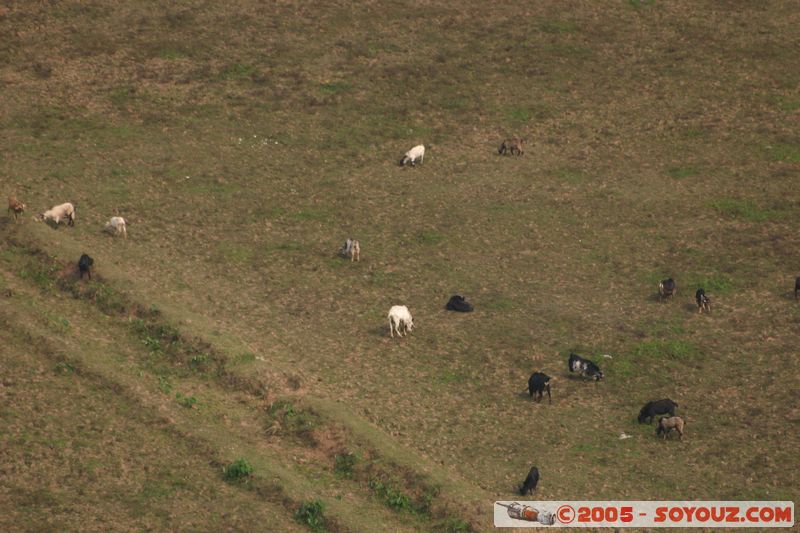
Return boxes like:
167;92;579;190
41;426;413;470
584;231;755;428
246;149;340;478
497;502;556;525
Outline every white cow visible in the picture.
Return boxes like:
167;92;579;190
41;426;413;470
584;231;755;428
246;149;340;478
104;216;128;238
388;305;414;338
36;202;75;226
400;144;425;166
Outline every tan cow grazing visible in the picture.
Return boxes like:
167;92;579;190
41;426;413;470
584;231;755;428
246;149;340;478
498;137;524;156
8;196;25;222
656;416;685;441
339;238;360;262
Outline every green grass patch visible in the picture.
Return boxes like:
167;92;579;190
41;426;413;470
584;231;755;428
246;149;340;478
692;274;734;294
290;208;330;222
710;198;782;222
230;352;257;365
633;339;698;360
220;63;258;81
417;231;445;245
505;107;532;123
319;82;348;94
215;243;252;263
556;168;586;184
540;20;577;34
484;295;514;311
294;499;327;532
54;361;77;374
667;166;699;179
763;142;800;163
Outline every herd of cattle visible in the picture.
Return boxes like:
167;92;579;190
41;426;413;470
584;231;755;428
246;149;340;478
7;140;800;497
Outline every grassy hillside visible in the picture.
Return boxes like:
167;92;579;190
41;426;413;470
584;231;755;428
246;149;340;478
2;1;799;531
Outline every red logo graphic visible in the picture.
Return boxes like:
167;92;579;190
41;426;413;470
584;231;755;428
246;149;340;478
557;504;576;524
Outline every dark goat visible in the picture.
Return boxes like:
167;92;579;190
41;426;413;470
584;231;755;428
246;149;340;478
527;372;552;404
795;277;800;299
78;254;94;280
445;295;474;312
519;466;540;495
695;288;711;313
638;399;678;424
568;353;604;381
498;138;524;156
659;278;676;301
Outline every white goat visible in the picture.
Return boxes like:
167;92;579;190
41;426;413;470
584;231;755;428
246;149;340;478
339;238;360;262
36;202;75;226
388;305;414;338
104;216;128;238
400;144;425;166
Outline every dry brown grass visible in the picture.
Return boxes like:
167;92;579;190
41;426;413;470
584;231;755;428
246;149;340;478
2;0;799;530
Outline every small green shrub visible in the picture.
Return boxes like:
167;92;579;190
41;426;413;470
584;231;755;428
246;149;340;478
294;499;326;532
157;376;172;394
268;400;319;439
333;453;357;478
54;362;76;374
142;335;161;352
175;392;197;409
223;458;254;482
189;353;210;371
369;478;412;512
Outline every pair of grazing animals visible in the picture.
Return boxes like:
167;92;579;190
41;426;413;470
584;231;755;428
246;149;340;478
659;278;712;313
526;353;604;403
399;138;524;167
639;399;685;440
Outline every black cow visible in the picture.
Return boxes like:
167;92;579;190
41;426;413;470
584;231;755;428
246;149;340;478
659;278;676;301
519;466;539;495
638;399;678;424
78;254;94;280
795;277;800;299
527;372;552;404
568;353;604;381
445;295;474;312
696;288;711;313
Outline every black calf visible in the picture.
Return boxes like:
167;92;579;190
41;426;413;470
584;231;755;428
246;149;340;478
78;254;94;280
527;372;552;404
446;295;474;312
696;288;711;313
519;466;539;495
638;399;678;424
